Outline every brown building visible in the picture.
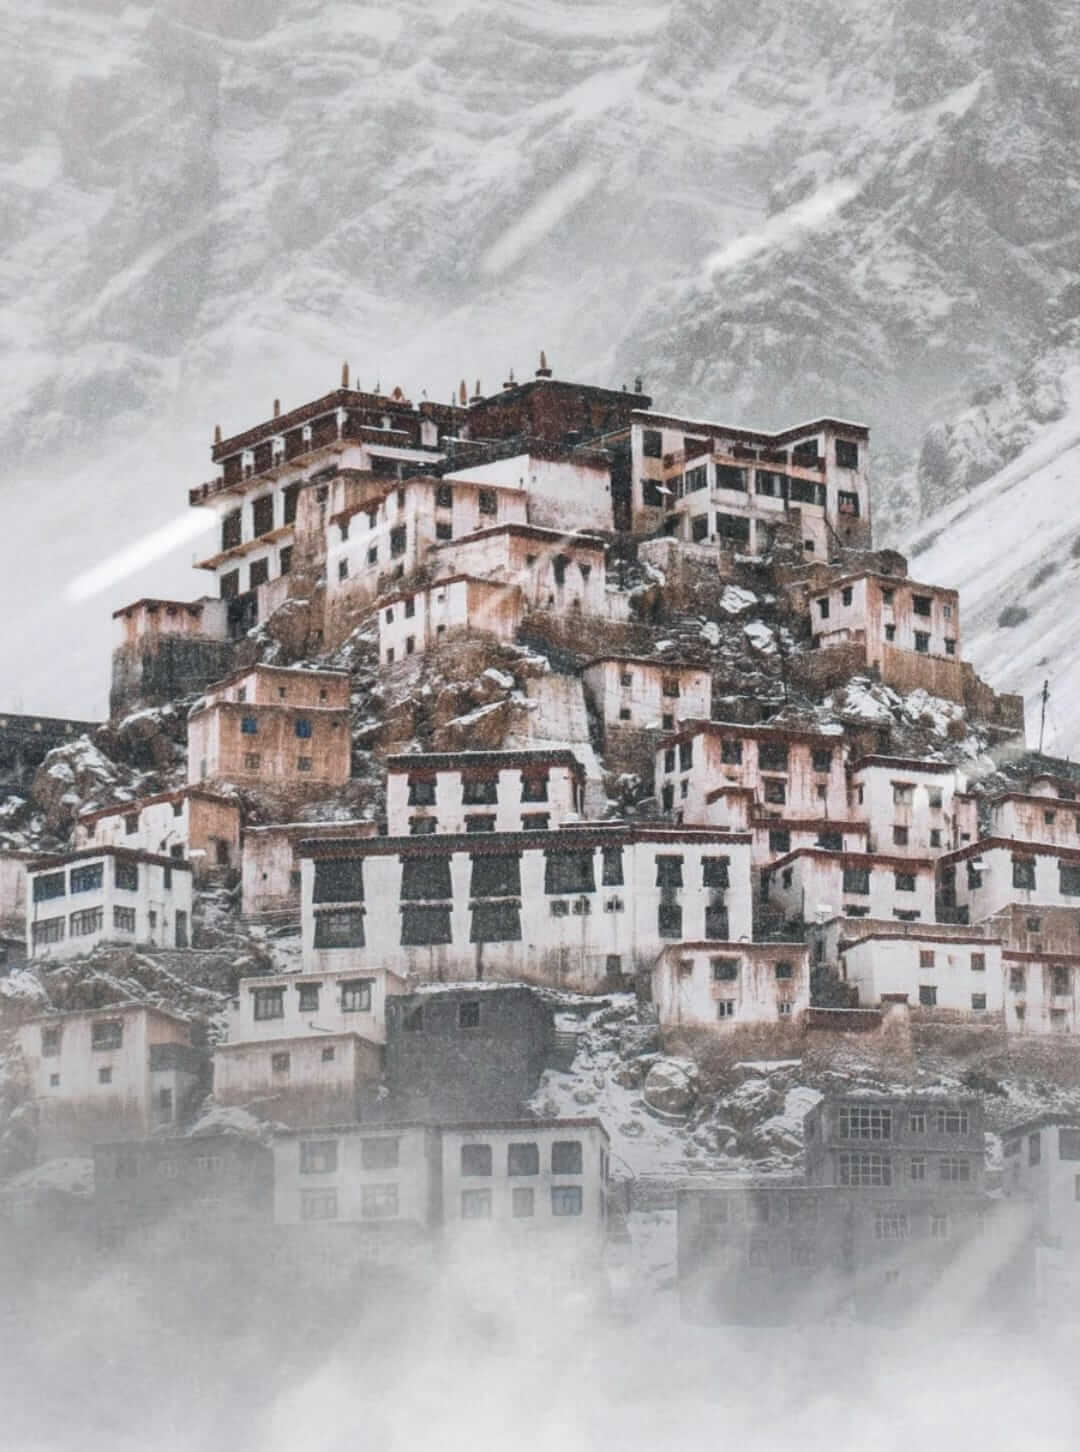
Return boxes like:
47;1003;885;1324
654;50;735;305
187;664;351;791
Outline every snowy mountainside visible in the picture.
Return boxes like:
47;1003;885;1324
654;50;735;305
903;361;1080;757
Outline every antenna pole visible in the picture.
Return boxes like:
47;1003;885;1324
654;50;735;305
1038;678;1050;754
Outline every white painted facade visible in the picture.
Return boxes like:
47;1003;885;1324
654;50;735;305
442;453;614;534
16;1003;201;1152
241;820;376;918
809;573;959;664
198;663;350;711
213;1032;384;1127
651;941;810;1029
582;660;712;736
75;788;242;880
1003;952;1080;1035
1002;1118;1080;1319
377;575;523;666
299;826;754;993
0;850;32;936
764;849;937;926
384;751;587;836
428;523;616;618
272;1123;437;1231
988;794;1080;850
226;965;407;1047
839;933;1003;1015
938;840;1080;924
847;757;976;857
27;849;194;961
657;721;849;824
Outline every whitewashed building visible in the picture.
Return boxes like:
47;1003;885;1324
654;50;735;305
763;848;937;926
75;787;242;880
838;931;1003;1016
26;848;193;960
1002;1116;1080;1319
651;941;810;1029
384;750;587;836
809;572;960;665
1003;951;1080;1036
847;757;977;857
241;819;376;920
988;791;1080;850
583;659;712;737
16;1003;203;1154
938;840;1080;924
376;575;523;666
299;824;754;992
428;523;614;619
657;720;849;824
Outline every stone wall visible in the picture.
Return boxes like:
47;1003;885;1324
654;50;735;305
110;636;236;719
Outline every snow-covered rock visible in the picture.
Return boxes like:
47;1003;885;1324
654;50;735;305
643;1058;698;1117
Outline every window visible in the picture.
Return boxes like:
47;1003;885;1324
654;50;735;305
508;1142;539;1177
361;1185;399;1220
271;1052;290;1075
884;624;896;642
461;1144;492;1177
298;983;320;1013
222;508;242;550
1012;857;1036;890
914;632;930;654
33;871;67;903
759;741;789;772
811;748;833;774
551;1186;583;1217
838;1105;892;1141
930;829;942;848
390;525;407;557
910;1156;926;1182
939;1157;971;1183
314;910;366;948
919;950;936;969
249;558;269;590
705;904;729;938
838;1153;892;1187
70;907;103;936
252;494;274;536
41;1027;61;1057
512;1188;535;1218
321;1046;335;1062
1009;965;1026;992
545;850;595;895
836;439;859;470
1052;964;1071;996
971;993;987;1011
462;778;498;807
409;817;437;836
361;1137;400;1171
452;1000;481;1032
31;917;64;945
70;863;103;894
1059;863;1080;897
91;1020;123;1051
715;958;740;984
98;1067;112;1085
775;960;793;981
220;569;240;600
843;867;870;895
522;813;549;831
893;826;909;847
549;1140;584;1175
280;545;293;576
122;813;139;836
655;855;684;888
461;1190;492;1219
478;488;497;516
874;1213;909;1242
717;1000;735;1018
658;903;683;938
301;1189;338;1221
471;900;522;943
678;739;693;771
721;738;743;765
919;985;937;1007
313;859;363;903
763;779;787;805
244;752;261;770
909;1111;927;1134
936;1110;970;1135
407;777;437;807
465;814;496;834
642;429;663;459
300;1141;338;1175
767;829;792;856
895;872;916;892
702;857;730;889
435;521;452;541
295;718;313;740
253;987;284;1021
841;586;853;607
341;979;373;1013
241;716;258;736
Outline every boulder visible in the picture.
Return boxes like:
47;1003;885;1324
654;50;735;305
618;1023;661;1059
643;1057;698;1117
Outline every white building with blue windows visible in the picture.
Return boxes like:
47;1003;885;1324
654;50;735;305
26;847;193;961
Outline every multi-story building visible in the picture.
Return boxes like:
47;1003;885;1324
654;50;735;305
241;820;376;921
384;750;587;837
938;839;1080;924
376;575;523;666
1002;949;1080;1035
987;790;1080;849
582;659;712;740
847;757;976;857
16;1004;204;1155
74;787;242;881
383;985;554;1122
299;823;753;992
438;1118;610;1268
109;597;235;717
809;572;959;666
93;1133;274;1251
763;848;937;927
656;720;850;827
837;930;1003;1017
26;847;193;960
428;524;613;619
191;379;462;637
651;941;810;1030
1002;1115;1080;1317
804;1094;985;1194
626;410;871;551
213;964;406;1126
186;664;351;790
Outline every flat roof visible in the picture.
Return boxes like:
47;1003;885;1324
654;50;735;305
376;573;519;611
21;1000;192;1027
78;786;238;825
766;847;935;873
200;661;350;695
842;932;1001;949
665;717;845;746
300;824;752;858
427;522;607;551
810;570;957;599
385;749;584;773
630;408;869;442
112;597;215;619
939;836;1080;865
28;845;193;872
849;756;959;775
270;1114;608;1138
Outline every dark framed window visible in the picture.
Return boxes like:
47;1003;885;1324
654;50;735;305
313;910;366;948
658;902;683;938
601;847;624;886
1012;857;1036;890
462;778;498;806
91;1020;123;1051
313;859;363;903
470;900;522;943
521;774;548;803
655;855;684;888
362;1137;400;1170
843;867;870;895
461;1144;492;1177
400;904;452;946
508;1143;539;1176
469;853;521;898
400;855;452;900
70;863;104;894
407;777;436;806
702;857;729;888
341;978;373;1012
545;850;595;895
